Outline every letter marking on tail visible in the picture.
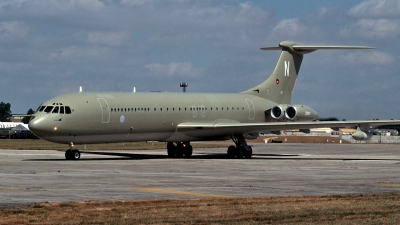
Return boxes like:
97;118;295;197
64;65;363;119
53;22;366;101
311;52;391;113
284;61;290;76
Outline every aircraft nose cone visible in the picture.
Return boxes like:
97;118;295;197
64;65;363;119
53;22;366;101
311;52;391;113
29;116;50;137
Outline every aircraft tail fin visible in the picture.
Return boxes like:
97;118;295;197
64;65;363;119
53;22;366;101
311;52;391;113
241;41;374;104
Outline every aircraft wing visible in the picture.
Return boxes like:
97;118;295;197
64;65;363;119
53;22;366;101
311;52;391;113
177;120;400;134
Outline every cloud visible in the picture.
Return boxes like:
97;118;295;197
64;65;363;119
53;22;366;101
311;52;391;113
145;62;202;77
0;0;399;120
340;19;400;39
349;0;400;18
0;21;28;42
86;31;128;47
340;50;395;65
273;18;307;37
49;46;115;60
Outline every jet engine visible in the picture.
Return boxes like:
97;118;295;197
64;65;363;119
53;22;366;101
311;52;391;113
285;105;318;121
352;128;373;140
270;105;286;120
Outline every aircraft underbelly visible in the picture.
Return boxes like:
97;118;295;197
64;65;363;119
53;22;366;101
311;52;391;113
40;127;234;144
42;132;172;144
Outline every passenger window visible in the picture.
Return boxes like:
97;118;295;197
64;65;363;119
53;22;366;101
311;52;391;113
44;106;54;113
60;106;65;114
65;106;72;114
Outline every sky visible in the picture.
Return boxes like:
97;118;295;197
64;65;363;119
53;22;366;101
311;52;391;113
0;0;399;120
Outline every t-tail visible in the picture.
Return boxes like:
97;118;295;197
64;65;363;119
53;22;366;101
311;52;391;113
241;41;374;104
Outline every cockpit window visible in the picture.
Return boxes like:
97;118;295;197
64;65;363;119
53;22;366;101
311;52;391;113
52;106;59;113
38;106;46;112
40;105;71;114
44;106;54;113
65;106;71;114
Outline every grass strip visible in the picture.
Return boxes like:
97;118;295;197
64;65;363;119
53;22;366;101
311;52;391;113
1;193;399;224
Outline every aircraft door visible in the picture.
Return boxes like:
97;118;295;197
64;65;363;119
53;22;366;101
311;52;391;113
97;98;110;123
245;98;255;120
192;105;197;117
200;105;206;117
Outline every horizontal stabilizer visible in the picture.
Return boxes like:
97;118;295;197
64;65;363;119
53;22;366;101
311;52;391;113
261;41;374;54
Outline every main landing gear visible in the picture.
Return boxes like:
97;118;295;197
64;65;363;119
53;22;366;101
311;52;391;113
167;142;193;158
65;142;80;160
227;134;252;159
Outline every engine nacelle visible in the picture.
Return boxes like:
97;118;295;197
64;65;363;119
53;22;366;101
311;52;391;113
352;130;373;140
270;105;286;120
285;105;318;121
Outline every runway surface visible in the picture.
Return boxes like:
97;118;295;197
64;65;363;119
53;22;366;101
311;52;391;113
1;143;400;207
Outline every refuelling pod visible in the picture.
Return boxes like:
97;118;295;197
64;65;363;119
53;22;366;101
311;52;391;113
270;105;287;120
352;127;373;140
285;105;318;121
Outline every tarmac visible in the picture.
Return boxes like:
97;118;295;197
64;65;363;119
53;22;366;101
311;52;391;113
1;143;400;207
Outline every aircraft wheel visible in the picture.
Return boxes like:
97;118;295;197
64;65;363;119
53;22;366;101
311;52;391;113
227;145;236;158
167;142;176;157
244;146;252;159
72;149;80;160
236;149;245;159
184;145;193;157
65;149;73;160
175;146;184;158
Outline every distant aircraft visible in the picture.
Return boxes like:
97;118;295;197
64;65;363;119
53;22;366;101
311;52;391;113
0;122;27;137
28;41;400;160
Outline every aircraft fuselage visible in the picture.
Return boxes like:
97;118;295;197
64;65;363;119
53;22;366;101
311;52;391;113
29;92;275;144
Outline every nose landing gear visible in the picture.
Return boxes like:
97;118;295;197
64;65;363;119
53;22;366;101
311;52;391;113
65;142;80;160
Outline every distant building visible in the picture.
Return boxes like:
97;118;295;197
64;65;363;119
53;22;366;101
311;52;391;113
10;115;24;123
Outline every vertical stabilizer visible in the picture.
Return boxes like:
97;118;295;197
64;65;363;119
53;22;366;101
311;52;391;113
241;41;374;104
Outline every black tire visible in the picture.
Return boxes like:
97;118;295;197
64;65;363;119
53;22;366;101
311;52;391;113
244;146;252;159
72;149;80;160
227;145;236;158
65;149;72;160
175;145;184;158
184;145;193;157
236;149;245;159
167;142;176;157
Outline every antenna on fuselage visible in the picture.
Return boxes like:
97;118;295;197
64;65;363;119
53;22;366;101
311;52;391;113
79;86;82;93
